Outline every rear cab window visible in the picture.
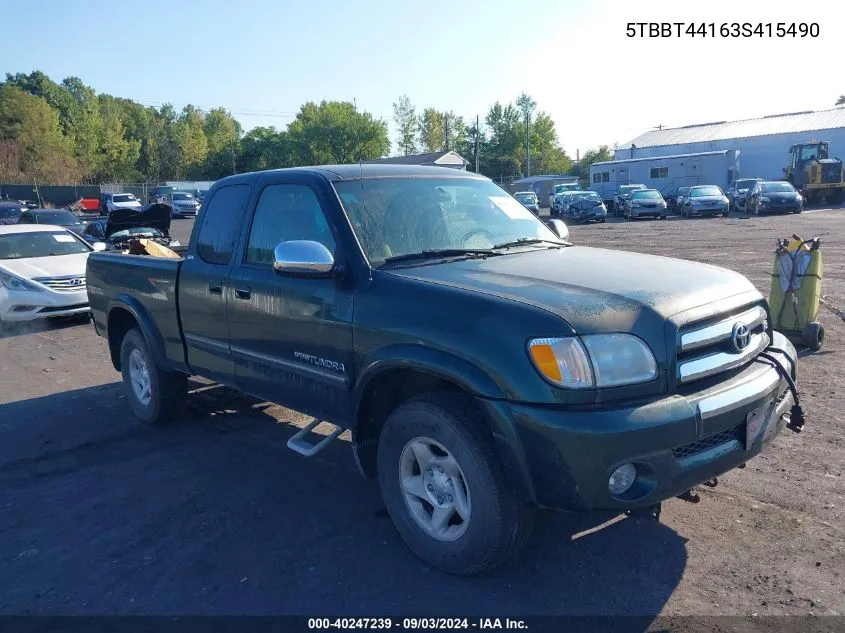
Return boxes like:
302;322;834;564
194;184;252;265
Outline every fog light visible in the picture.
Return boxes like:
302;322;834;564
608;463;637;495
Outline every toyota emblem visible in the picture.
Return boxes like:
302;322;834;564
731;323;750;353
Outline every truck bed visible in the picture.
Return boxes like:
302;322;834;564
87;251;186;369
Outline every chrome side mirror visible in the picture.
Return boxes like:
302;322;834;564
546;219;570;242
273;240;335;275
91;242;107;252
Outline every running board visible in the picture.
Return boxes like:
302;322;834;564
287;419;345;457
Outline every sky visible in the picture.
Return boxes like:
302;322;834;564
2;0;843;159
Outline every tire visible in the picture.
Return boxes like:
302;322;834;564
377;392;536;576
120;328;187;425
805;322;824;351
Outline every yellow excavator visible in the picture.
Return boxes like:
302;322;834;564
784;140;845;205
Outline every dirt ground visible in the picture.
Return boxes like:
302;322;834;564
0;209;843;621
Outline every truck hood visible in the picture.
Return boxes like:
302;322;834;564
386;246;759;334
105;203;171;237
0;252;90;280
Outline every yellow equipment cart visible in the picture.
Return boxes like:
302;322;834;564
769;234;824;350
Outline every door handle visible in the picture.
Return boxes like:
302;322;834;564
235;287;251;300
209;282;222;295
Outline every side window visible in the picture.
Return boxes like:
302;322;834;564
195;184;251;265
246;184;336;266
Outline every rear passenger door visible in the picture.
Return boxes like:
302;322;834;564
178;183;252;386
226;174;354;425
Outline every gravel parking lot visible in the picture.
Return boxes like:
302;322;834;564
1;209;843;618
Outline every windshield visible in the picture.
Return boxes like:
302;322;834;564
110;227;164;238
172;193;194;201
514;193;536;203
34;210;82;225
690;186;723;197
736;179;760;190
631;190;661;200
334;177;561;266
0;231;91;259
678;188;690;195
573;192;600;200
112;194;137;203
554;184;579;193
619;185;645;194
761;182;796;193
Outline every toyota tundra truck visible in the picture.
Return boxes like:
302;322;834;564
86;165;803;576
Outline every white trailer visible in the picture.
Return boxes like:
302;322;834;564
589;150;740;205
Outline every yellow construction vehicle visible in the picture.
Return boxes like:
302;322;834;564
783;140;845;205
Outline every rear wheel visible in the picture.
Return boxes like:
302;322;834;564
377;392;536;576
120;328;187;425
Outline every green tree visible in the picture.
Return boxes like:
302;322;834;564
392;94;418;156
569;145;614;181
172;105;208;179
239;126;288;172
418;108;443;153
286;100;389;165
203;107;242;179
0;85;78;183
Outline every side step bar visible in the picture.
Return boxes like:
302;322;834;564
287;419;346;457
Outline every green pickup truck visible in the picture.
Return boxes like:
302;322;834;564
86;165;803;575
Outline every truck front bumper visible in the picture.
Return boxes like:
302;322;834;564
492;332;798;511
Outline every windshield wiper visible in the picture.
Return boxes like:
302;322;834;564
491;238;567;250
382;248;496;265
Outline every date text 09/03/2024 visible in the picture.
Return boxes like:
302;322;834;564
626;22;819;38
307;618;528;630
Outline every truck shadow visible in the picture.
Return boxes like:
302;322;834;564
0;381;686;624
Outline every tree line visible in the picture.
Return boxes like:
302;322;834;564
0;70;614;186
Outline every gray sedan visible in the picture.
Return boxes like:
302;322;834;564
627;189;668;219
681;185;729;217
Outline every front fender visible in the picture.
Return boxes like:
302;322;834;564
354;344;506;411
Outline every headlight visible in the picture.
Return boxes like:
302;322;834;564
631;202;641;208
760;197;771;204
528;334;657;388
0;270;43;293
170;240;181;247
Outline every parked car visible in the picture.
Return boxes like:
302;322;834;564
672;187;691;213
552;191;576;217
746;181;804;215
513;191;540;215
100;192;143;214
81;204;181;251
86;164;801;576
627;189;668;220
614;184;647;216
0;201;28;226
726;178;764;212
167;192;201;218
549;183;583;209
681;185;730;218
563;191;607;223
18;208;87;239
148;186;176;204
0;224;102;329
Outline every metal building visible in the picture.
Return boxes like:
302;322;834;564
615;108;845;181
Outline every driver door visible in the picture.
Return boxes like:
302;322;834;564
226;174;354;425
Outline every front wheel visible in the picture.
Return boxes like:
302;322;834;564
120;328;187;425
377;393;536;576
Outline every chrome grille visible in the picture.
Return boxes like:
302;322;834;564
677;304;768;385
33;276;87;292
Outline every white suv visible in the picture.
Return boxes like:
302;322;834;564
102;193;142;214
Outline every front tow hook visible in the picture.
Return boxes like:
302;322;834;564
677;488;701;503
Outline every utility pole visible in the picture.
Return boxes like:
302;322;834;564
525;112;531;177
475;114;480;173
443;115;450;151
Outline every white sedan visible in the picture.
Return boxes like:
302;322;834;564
0;224;103;328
